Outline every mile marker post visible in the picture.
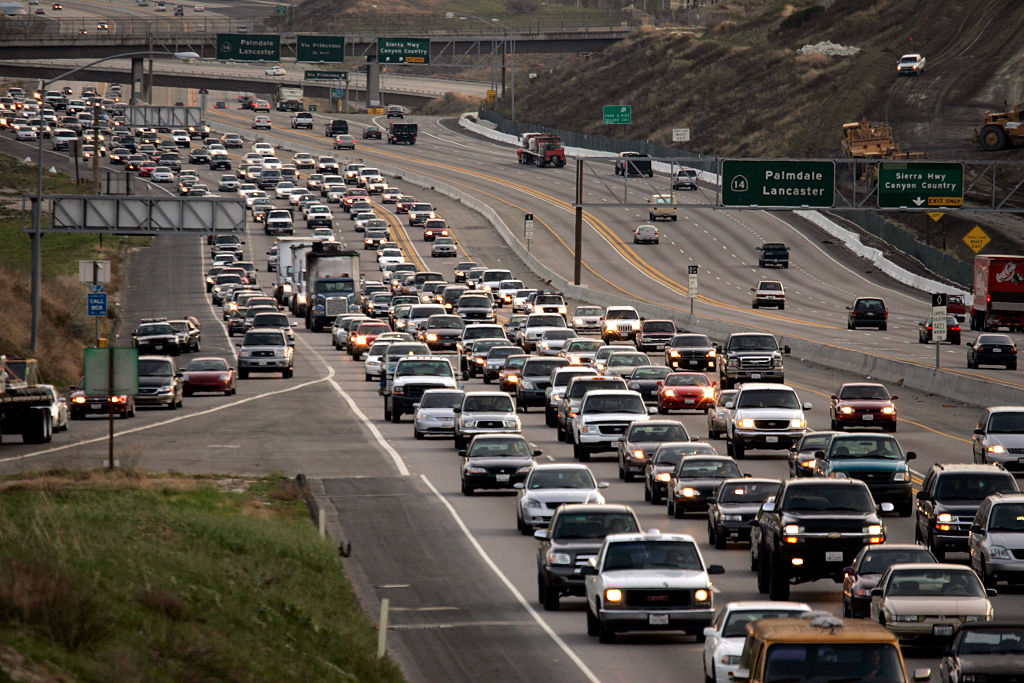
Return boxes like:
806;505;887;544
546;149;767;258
931;293;948;370
688;265;699;317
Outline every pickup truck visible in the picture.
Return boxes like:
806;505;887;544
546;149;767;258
290;112;313;129
750;478;891;600
756;242;789;268
717;332;790;388
896;53;925;76
614;152;653;177
647;194;677;221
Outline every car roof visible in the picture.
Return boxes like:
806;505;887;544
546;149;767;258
738;383;795;391
530;463;592;472
606;531;696;543
985;406;1024;413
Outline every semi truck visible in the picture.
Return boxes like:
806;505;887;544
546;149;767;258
0;357;55;444
304;241;360;332
272;237;314;311
387;122;417;145
970;254;1024;331
276;86;304;112
517;132;565;167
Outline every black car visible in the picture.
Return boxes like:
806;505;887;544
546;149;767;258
841;543;936;618
967;333;1017;369
459;434;539;495
667;455;742;518
362;126;382;140
616;419;689;483
847;296;888;330
208;153;232;171
787;430;839;478
707;477;781;549
188;148;210;164
131;321;181;355
918;314;961;344
664;333;716;371
643;441;717;505
625;365;672;404
324;119;348;136
939;622;1024;683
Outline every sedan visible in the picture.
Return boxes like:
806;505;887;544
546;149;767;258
657;372;716;414
842;544;937;618
431;236;457;258
182;357;237;396
633;224;659;244
918;314;961;344
413;388;464;439
69;378;135;419
251;115;271;130
829;382;898;432
939;622;1024;683
643;441;717;505
514;464;607;534
786;430;839;477
459;434;539;495
333;134;356;150
706;478;781;548
362;126;383;139
292;153;316;169
706;388;738;440
150;166;174;183
967;334;1017;369
702;602;811;683
667;455;742;518
616;420;690;482
264;65;285;76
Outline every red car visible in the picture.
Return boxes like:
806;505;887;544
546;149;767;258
69;378;135;419
395;196;416;214
349;321;391;358
182;357;237;396
138;161;157;176
656;372;716;414
829;382;897;432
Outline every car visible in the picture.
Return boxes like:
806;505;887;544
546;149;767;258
667;454;743;518
706;477;781;550
969;492;1024;587
188;147;211;164
919;314;962;344
514;464;607;534
383;354;457;422
69;377;135;419
362;126;383;140
386;105;404;118
622;365;670;405
940;622;1024;683
842;544;938;618
135;356;184;409
221;133;243;148
972;406;1024;471
251;99;271;112
182;356;236;396
431;236;457;258
96;21;109;30
251;142;274;156
664;333;716;371
786;430;839;477
600;305;641;343
829;382;898;432
672;168;699;190
291;152;315;169
333;134;356;150
459;434;539;495
633;224;659;244
411;388;464;439
896;53;926;76
571;389;653;462
150;166;174;183
812;434;916;516
498;354;529;393
707;388;738;440
726;383;810;459
131;320;182;355
616;419;690;482
560;339;604;366
167;317;201;352
251;115;271;130
870;563;994;645
603;350;652;378
213;101;226;109
751;280;786;309
657;372;716;414
702;601;811;683
848;296;888;330
236;327;294;379
515;356;569;409
613;151;653;177
36;384;68;433
641;442;717;505
967;334;1018;369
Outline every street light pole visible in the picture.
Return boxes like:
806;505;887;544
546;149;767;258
29;50;198;351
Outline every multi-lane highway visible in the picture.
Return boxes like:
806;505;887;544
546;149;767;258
4;82;1024;682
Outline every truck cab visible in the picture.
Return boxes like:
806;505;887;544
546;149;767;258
290;112;313;129
647;194;677;221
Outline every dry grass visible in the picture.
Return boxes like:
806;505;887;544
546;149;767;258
420;91;485;115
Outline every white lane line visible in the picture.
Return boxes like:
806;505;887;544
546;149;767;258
419;473;602;683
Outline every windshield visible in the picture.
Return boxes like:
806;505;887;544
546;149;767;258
632;367;671;380
568;379;625;398
839;384;890;400
420;391;463;409
551;511;638;539
466;438;531;458
859;548;937;574
428;316;464;329
829;437;903;460
243;332;285;346
799;433;833;451
576;307;602;316
957;627;1024;655
252;314;289;327
396;360;452;377
654;443;716;464
783;485;875;512
566;340;602;352
138;359;173;376
487;347;518;360
988;412;1024;433
186;359;228;372
523;359;567;376
757;282;783;291
542;330;575;340
644;321;675;332
989;503;1024;532
138;324;174;336
529;315;566;328
721;609;806;638
718;480;779;504
460;296;490;308
934;474;1016;501
737;389;800;410
503;356;528;370
678;458;741;478
604;309;638;321
319;281;354;294
608;354;649;367
603;541;701;571
554;370;596;386
887;569;984;597
763;644;904;683
582;394;645;414
463;394;514;412
528;468;596;490
728;335;779;351
628;423;688;442
665;373;710;387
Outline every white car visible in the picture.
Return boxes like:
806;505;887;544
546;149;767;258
243;190;268;207
353;212;381;231
150;166;174;182
514;464;607;534
572;305;604;333
251;142;274;157
378;249;405;269
412;388;465;438
495;279;524;307
261;156;282;170
311;227;336;242
305;206;333;227
274;181;296;199
726;383;811;459
15;127;38;140
289;190;312;206
572;389;653;462
170;129;190;145
252;115;271;130
521;313;568;353
38;384;68;433
512;289;538;314
702;601;811;683
265;65;286;76
381;187;402;203
292;153;316;169
237;183;258;197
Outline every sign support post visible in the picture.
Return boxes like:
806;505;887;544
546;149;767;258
523;213;534;252
688;265;699;317
932;293;948;369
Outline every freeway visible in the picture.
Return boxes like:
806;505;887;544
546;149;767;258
4;84;1024;681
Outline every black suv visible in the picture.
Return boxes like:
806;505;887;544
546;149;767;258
324;119;348;136
914;463;1019;560
847;297;888;330
534;503;640;611
751;479;890;600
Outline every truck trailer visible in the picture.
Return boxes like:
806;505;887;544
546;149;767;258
971;254;1024;331
304;242;360;332
0;357;55;445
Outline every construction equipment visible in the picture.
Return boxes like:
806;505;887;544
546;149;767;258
841;118;924;160
518;133;566;167
0;357;55;444
974;102;1024;151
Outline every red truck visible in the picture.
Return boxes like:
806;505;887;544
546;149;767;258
970;255;1024;331
517;132;566;168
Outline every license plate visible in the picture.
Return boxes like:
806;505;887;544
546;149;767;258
933;624;954;637
91;403;101;409
751;373;762;379
440;420;453;426
496;474;510;482
685;399;695;404
648;614;669;626
766;436;778;443
993;348;1002;352
687;360;697;365
154;345;163;350
825;551;843;562
863;414;874;421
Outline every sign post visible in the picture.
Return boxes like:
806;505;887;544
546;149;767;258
688;265;699;316
376;38;430;64
932;293;948;368
84;347;138;469
603;105;631;125
523;213;534;251
720;160;835;208
878;162;964;209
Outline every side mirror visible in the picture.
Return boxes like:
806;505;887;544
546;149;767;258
235;342;242;347
703;626;717;638
803;402;812;410
452;407;461;413
842;566;854;575
291;321;298;327
880;502;895;513
970;524;984;534
871;588;883;597
814;450;825;459
579;565;597;576
845;306;852;311
987;588;998;597
648;406;657;414
724;401;735;409
973;427;985;435
916;491;929;501
532;449;542;457
618;436;626;442
891;395;899;400
830;394;838;400
749;288;755;292
457;449;467;457
783;345;791;354
598;481;610;489
731;668;751;683
761;501;776;513
714;344;722;353
513;482;524;490
966;342;974;348
906;451;916;460
534;528;549;540
913;669;932;683
229;367;236;372
175;372;183;378
707;564;725;575
412;403;420;409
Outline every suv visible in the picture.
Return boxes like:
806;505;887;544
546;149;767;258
571;389;652;462
600;306;641;343
531;293;567;316
453;391;520;449
264;209;293;235
324;119;348;136
972;406;1024;472
847;297;888;330
672;168;699;190
135;356;184;409
521;313;568;352
751;281;785;309
968;493;1024;587
534;504;640;610
756;242;789;268
290;112;313;129
751;479;891;600
812;433;916;516
915;463;1019;560
383;355;458;423
237;328;294;379
635;319;676;351
717;332;790;388
582;531;724;643
726;383;810;459
555;375;629;442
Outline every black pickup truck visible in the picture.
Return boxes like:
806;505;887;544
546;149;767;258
751;478;891;600
324;119;349;137
757;242;790;268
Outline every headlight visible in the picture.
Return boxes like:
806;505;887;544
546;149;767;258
722;514;743;521
516;465;532;474
426;333;438;341
881;406;895;414
548;552;571;566
694;588;710;603
218;373;230;381
840;406;854;414
604;589;623;603
937;513;953;523
465;466;486;474
783;524;801;534
550;393;562;402
893;615;918;622
526;498;544;509
681;487;697;497
738;418;755;429
702;387;715;398
799;459;816;469
866;524;882;535
520;380;533;389
987;444;1006;454
989;545;1013;560
790;418;806;429
656;472;671;482
663;389;676;397
573;318;584;326
721;655;741;666
72;396;86;404
893;471;907;482
669;350;680;357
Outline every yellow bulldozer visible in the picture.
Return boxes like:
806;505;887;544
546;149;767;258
974;102;1024;150
841;118;924;160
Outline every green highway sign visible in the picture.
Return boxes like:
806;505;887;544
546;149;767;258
297;35;344;63
721;160;835;208
878;161;963;208
377;38;430;64
305;70;348;81
276;4;287;14
603;104;631;125
216;33;280;62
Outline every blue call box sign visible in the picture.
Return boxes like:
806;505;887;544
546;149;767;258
88;292;107;317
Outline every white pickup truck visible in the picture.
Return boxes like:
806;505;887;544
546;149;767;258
896;53;925;76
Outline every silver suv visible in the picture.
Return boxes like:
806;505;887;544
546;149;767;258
453;391;521;449
237;327;294;379
972;406;1024;472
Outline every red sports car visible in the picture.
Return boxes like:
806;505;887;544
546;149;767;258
656;372;716;414
829;382;897;432
69;378;135;419
138;161;157;176
182;357;237;396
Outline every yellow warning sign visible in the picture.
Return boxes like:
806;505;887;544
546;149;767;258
927;211;945;222
486;89;496;103
963;225;991;253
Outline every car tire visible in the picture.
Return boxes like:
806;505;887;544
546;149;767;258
657;405;668;415
708;522;716;545
283;368;293;379
556;423;566;441
623;466;634;483
897;497;912;517
461;480;473;496
365;373;373;382
541;578;559;611
391;409;401;424
545;407;557;428
413;428;424;440
732;441;744;459
714;525;727;550
880;323;887;331
168;398;176;410
769;554;790;601
651;488;662;506
1008;362;1017;370
597;619;615;644
384;402;392;421
885;422;897;433
586;604;600;636
981;561;996;589
928;532;945;562
756;548;770;594
454;434;465;450
575;444;589;462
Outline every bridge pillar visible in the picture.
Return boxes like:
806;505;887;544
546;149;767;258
130;57;145;105
366;60;381;109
